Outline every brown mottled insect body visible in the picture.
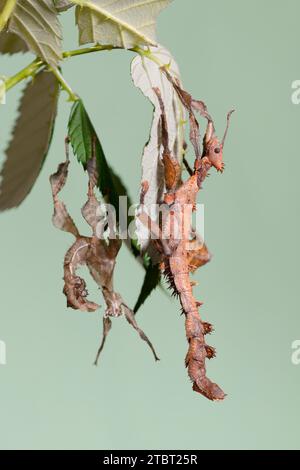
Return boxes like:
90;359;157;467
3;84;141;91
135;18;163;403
147;86;234;400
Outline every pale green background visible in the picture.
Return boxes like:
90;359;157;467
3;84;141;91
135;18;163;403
0;0;300;450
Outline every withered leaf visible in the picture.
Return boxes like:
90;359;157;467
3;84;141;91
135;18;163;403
50;155;99;312
153;87;181;191
123;305;159;361
134;262;161;313
0;70;59;211
186;236;211;273
68;100;129;218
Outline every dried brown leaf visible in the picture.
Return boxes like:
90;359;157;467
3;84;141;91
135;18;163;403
144;101;233;399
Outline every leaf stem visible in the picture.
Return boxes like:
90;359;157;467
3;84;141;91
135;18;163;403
63;44;117;59
0;0;17;32
49;67;79;102
4;59;44;92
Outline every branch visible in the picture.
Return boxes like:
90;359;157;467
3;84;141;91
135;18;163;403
3;46;118;96
4;59;44;92
3;44;170;100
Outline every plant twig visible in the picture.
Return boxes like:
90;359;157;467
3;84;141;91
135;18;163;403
3;44;170;99
4;59;44;92
4;46;119;95
49;67;79;102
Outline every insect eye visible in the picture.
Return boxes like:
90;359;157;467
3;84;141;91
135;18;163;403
214;147;221;154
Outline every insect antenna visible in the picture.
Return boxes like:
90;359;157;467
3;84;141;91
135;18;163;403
221;110;235;147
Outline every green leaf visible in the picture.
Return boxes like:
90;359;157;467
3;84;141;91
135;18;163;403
0;31;28;54
1;0;62;66
0;69;60;211
134;262;161;313
73;0;172;49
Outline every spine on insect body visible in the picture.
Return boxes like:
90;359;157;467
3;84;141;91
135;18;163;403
165;245;225;401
